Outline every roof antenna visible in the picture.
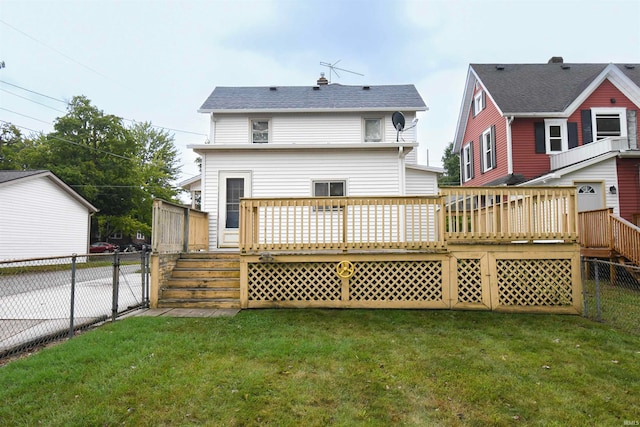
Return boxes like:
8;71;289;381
319;60;364;83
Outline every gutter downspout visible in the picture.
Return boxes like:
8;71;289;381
506;116;514;174
398;146;409;195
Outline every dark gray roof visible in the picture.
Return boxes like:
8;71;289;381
472;63;640;113
199;84;427;112
0;170;47;184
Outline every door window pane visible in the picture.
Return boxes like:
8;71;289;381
225;178;244;228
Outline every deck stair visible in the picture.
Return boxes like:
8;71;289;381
158;252;240;309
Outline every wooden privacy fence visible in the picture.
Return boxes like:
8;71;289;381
152;199;209;253
239;187;578;252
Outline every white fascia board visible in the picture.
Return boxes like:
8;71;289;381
518;152;620;185
178;175;201;187
188;142;419;152
453;67;505;152
453;67;475;152
198;107;428;114
562;64;640;115
406;164;444;174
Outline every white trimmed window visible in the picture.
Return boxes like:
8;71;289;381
251;119;270;143
544;119;568;153
364;118;382;142
473;91;485;116
591;108;627;140
136;231;145;240
313;181;345;197
462;143;473;182
481;127;495;172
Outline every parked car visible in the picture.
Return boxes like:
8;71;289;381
89;242;119;253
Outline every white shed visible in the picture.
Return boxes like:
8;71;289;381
0;170;98;261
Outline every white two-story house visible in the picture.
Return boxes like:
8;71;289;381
186;76;442;249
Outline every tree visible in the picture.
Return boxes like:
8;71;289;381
0;123;27;170
439;141;460;186
11;96;183;240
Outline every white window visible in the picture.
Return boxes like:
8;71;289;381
544;119;568;153
463;143;473;182
481;127;495;172
364;118;382;142
251;119;270;143
578;185;596;194
313;181;345;197
591;108;627;141
474;91;485;116
136;231;145;240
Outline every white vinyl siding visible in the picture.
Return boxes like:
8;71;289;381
405;168;439;195
0;177;91;261
211;112;419;145
201;149;402;248
525;157;619;215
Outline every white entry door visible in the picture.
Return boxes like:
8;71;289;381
576;183;604;212
218;172;251;248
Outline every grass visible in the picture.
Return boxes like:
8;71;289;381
1;310;639;426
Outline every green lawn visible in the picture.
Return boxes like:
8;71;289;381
1;310;639;426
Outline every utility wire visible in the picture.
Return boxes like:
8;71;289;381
0;120;136;161
0;79;207;137
0;88;67;113
0;19;126;89
0;79;68;104
0;107;51;124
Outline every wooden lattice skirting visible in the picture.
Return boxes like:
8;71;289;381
240;244;582;314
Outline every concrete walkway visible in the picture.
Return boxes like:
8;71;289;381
133;308;240;318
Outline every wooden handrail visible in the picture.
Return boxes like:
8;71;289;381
240;187;579;253
611;216;640;265
578;208;640;265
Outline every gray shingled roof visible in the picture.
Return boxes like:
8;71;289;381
199;84;427;112
472;63;640;113
0;170;47;184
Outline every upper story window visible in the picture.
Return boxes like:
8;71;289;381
364;118;382;142
462;142;474;182
480;126;495;172
591;108;627;140
544;119;568;153
136;231;145;240
251;119;270;143
473;90;485;117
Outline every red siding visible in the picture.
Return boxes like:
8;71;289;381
616;158;640;223
568;79;639;146
508;79;640;180
461;88;508;186
511;118;551;179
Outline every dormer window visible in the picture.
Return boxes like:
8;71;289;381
251;119;270;143
364;118;382;142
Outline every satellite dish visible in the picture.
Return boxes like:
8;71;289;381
392;111;405;141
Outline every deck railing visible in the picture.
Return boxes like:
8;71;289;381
550;137;630;170
152;199;209;253
239;187;578;253
441;187;577;242
578;208;640;265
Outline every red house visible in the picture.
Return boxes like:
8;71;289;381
453;58;640;226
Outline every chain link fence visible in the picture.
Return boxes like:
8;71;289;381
582;258;640;335
0;250;150;360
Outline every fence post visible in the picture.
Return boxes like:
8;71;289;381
141;248;147;308
581;258;588;318
112;251;120;322
594;261;601;321
69;254;77;339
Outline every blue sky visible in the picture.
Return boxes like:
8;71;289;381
1;0;639;184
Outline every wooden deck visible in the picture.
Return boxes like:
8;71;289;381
151;187;586;314
578;208;640;266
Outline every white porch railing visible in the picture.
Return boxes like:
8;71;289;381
550;137;631;170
